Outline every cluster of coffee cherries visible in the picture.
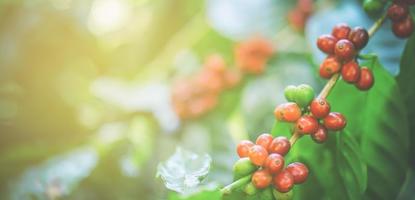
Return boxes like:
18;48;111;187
317;23;375;91
172;55;241;119
235;133;308;194
234;37;274;74
387;0;415;38
287;0;314;31
275;84;347;143
173;37;274;120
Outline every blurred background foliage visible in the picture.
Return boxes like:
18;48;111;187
0;0;414;200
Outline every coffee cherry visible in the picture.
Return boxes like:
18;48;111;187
286;162;309;184
317;34;338;54
284;85;297;102
341;60;361;83
323;112;347;131
311;125;328;143
237;140;254;157
296;115;319;134
332;23;351;39
364;0;385;17
355;67;374;90
256;133;273;150
310;98;331;119
233;158;258;179
273;170;294;193
274;102;302;122
320;56;341;79
273;189;293;200
264;153;285;174
348;27;369;50
392;15;414;38
388;3;409;22
249;145;269;166
295;84;315;108
335;39;356;61
269;136;291;156
252;169;273;189
244;182;258;195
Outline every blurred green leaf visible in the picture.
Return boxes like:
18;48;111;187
329;58;409;199
157;148;212;194
396;34;415;168
168;184;221;200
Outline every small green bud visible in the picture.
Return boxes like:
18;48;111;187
273;188;293;200
244;182;258;195
284;85;298;102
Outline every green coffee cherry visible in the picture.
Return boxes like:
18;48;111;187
363;0;385;17
233;158;257;180
284;85;298;102
244;182;258;195
294;84;315;108
273;188;293;200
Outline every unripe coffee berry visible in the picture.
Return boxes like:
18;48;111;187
295;84;315;108
310;98;331;119
320;56;341;79
273;189;293;200
284;85;298;102
269;136;291;156
237;140;254;158
252;169;273;189
256;133;273;150
249;145;269;166
341;60;361;83
317;34;337;54
332;23;351;39
348;27;369;50
244;182;258;195
335;39;356;61
363;0;385;16
392;16;414;38
273;170;294;193
274;102;302;122
264;153;285;174
233;158;257;179
286;162;309;184
323;112;347;131
296;115;319;134
355;67;374;91
388;3;409;22
311;125;328;143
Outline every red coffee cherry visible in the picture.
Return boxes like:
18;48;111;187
388;3;409;22
296;115;319;134
348;27;369;50
269;136;291;156
256;133;274;150
317;34;338;54
341;60;361;83
311;125;328;143
355;67;374;91
392;15;414;38
249;145;269;166
319;56;341;79
264;153;285;174
323;112;347;131
237;140;254;158
274;102;302;122
310;98;331;119
252;169;273;189
332;23;351;39
286;162;309;184
273;170;295;193
334;39;356;61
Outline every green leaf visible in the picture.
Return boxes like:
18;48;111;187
329;58;410;199
157;148;212;194
169;185;221;200
396;34;415;168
